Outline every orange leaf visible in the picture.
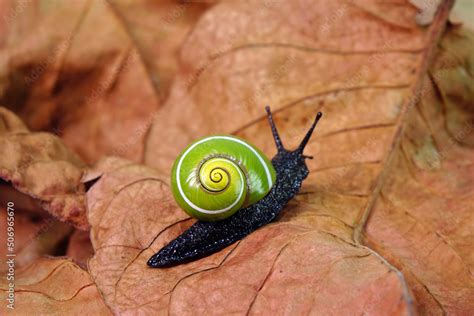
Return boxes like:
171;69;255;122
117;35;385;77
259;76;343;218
0;107;88;229
363;26;474;314
1;0;208;163
81;0;469;314
2;0;474;315
0;258;110;314
66;229;94;270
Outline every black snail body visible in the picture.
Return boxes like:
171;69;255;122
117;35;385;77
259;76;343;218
147;107;322;268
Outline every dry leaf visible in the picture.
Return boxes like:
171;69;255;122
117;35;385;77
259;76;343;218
409;0;442;25
0;107;88;229
0;106;28;134
107;0;213;96
0;211;73;272
0;0;210;164
81;156;135;185
83;1;474;314
66;229;94;269
16;220;73;267
145;0;434;174
450;0;474;30
363;26;474;314
0;176;73;272
86;161;411;314
1;0;472;315
0;180;42;216
0;207;46;271
0;257;111;315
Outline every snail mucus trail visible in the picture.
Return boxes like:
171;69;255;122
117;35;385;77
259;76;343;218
147;106;323;268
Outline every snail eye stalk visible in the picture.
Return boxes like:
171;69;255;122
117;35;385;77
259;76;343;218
265;105;285;152
296;112;322;154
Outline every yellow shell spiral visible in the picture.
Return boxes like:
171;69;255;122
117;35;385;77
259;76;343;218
199;158;232;192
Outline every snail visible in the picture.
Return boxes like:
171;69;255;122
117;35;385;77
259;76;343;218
148;106;322;268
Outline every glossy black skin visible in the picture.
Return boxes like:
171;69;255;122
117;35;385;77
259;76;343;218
148;107;322;268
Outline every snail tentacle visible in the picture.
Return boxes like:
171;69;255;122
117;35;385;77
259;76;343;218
296;111;323;154
265;105;285;152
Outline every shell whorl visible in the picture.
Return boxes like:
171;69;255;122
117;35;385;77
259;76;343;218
171;136;276;221
199;158;232;192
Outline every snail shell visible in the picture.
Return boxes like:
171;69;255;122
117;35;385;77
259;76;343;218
171;135;276;221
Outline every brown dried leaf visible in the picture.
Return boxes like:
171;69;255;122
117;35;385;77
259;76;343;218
2;0;470;314
107;0;213;96
0;107;88;229
144;0;432;174
87;160;412;314
0;181;42;216
16;220;73;267
0;0;210;164
0;107;28;134
0;258;111;315
108;0;469;314
363;27;474;314
66;229;94;270
1;214;72;272
0;178;73;271
85;2;474;314
1;208;45;271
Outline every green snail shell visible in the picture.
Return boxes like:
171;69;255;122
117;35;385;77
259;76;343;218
171;135;277;221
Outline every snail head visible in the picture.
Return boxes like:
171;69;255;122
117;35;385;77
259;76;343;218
265;106;323;185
